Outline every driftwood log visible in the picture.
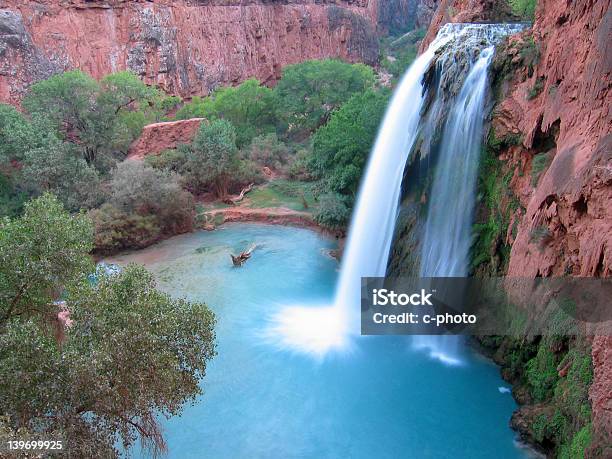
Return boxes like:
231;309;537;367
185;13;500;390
231;244;257;266
223;183;254;206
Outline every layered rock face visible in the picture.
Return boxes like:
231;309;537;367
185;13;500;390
419;0;611;452
127;118;204;159
376;0;439;33
0;0;384;103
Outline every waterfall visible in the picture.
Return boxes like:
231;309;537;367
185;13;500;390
413;46;497;365
267;23;524;358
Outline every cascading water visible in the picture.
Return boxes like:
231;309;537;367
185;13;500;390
268;23;525;359
413;45;497;365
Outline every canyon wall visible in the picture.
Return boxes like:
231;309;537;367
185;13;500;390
0;0;438;104
418;0;611;454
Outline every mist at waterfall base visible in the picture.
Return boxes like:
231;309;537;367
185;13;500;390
111;224;531;458
268;23;525;362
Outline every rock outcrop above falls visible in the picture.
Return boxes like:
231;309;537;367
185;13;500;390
0;0;439;104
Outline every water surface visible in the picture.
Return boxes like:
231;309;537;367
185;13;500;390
110;224;530;459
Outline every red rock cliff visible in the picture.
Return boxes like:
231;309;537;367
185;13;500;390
422;0;611;451
0;0;381;103
0;0;440;104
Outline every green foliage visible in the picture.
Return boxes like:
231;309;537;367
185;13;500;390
311;89;389;202
174;95;213;120
176;79;277;147
0;263;216;456
314;192;351;229
531;151;552;185
90;203;161;254
90;161;194;253
0;196;216;456
144;148;187;172
22;70;161;168
527;76;545;100
566;424;592;459
0;172;28;218
0;104;54;164
246;180;315;211
248;133;290;170
0;194;93;324
379;29;425;79
21;141;102;212
470;130;519;273
274;59;375;137
158;95;183;115
509;0;537;21
287;146;313;181
526;340;560;402
181;119;241;197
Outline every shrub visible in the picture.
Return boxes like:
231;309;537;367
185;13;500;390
287;147;313;181
526;340;560;402
144;148;187;172
182;119;241;197
314;193;351;229
248;133;290;170
0;104;54;163
23;70;162;168
109;160;194;235
509;0;538;21
311;88;390;201
21;141;103;212
90;203;161;254
176;79;277;148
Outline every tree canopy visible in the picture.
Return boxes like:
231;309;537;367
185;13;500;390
274;59;376;137
176;79;277;148
311;88;389;200
0;194;216;457
181;119;241;198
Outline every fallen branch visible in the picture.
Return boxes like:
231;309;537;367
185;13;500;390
222;183;254;206
230;244;257;267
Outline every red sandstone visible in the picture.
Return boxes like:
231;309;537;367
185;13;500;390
127;118;204;159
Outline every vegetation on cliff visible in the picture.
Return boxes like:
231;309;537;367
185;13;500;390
471;25;597;456
1;58;389;250
0;194;216;457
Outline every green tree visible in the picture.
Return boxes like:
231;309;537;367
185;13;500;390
509;0;537;20
22;71;101;164
182;119;241;198
0;194;93;324
21;142;102;212
0;104;54;164
248;133;290;170
311;88;389;201
22;70;160;169
176;79;277;147
0;194;216;457
90;160;194;254
314;192;352;229
274;59;376;137
109;160;194;233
